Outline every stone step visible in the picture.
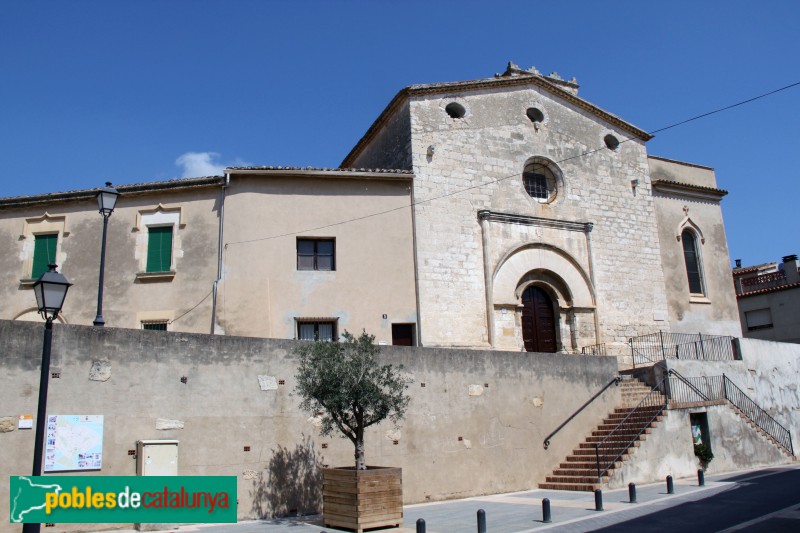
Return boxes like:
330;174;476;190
591;427;653;437
561;459;623;469
552;467;614;477
585;434;648;444
539;482;599;492
579;440;642;449
546;475;608;484
568;448;632;457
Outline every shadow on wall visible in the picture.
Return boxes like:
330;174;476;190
250;435;323;518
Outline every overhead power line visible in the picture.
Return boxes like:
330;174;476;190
225;79;800;248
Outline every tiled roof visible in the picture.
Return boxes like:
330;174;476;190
0;176;223;208
651;179;728;195
227;166;412;174
737;281;800;298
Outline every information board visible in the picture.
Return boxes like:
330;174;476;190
44;415;104;472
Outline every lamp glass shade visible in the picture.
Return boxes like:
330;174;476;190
32;264;72;318
96;183;119;214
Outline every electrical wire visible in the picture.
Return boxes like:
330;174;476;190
220;79;799;248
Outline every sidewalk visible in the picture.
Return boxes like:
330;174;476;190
108;472;737;533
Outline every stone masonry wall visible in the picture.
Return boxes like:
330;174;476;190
408;84;669;348
348;100;412;170
0;320;620;533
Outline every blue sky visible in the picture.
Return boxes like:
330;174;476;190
1;1;798;266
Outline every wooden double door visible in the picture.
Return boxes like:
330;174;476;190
521;286;557;353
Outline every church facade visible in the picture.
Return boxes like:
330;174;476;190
0;64;741;352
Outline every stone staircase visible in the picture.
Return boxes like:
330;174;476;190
729;405;796;459
539;377;666;491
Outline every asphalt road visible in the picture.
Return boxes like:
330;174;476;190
592;467;800;532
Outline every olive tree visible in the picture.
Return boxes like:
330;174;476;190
295;331;410;470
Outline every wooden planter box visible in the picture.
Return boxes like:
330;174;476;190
322;466;402;533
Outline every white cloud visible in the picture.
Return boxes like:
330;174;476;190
175;152;225;177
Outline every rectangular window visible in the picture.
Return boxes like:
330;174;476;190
297;238;335;271
32;234;58;278
745;308;773;331
297;320;336;341
392;324;416;346
142;321;168;331
146;226;173;273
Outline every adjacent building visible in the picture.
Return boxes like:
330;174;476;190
0;63;742;351
733;254;800;343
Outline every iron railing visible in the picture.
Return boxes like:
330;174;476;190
628;331;736;367
595;375;668;483
666;370;794;456
543;376;621;449
665;371;724;404
723;375;794;456
581;343;607;356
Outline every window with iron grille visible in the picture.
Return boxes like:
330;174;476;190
297;320;337;341
522;161;557;202
142;321;168;331
297;238;335;271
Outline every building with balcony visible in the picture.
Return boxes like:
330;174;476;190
733;254;800;343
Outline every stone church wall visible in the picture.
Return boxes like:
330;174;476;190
407;84;669;349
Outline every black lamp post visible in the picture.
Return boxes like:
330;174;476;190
93;182;119;327
25;264;71;533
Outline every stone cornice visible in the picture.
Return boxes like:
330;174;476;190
651;179;728;202
478;209;592;233
341;74;653;168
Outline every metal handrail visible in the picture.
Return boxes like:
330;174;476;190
595;376;668;483
667;369;712;402
543;376;621;450
629;331;736;367
723;375;794;456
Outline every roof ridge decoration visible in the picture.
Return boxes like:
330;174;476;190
341;63;652;168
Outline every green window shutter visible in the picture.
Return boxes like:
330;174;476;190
32;234;58;278
146;226;173;273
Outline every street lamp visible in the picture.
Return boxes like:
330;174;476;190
93;182;119;327
25;264;71;533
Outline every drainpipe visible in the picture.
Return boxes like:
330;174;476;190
410;183;423;347
584;223;600;346
211;172;230;334
478;210;495;348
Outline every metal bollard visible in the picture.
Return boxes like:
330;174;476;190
416;518;426;533
594;489;603;511
667;475;674;494
542;498;551;523
698;469;705;486
477;508;486;533
628;482;637;503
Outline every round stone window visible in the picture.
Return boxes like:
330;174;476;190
604;134;620;151
526;107;545;124
523;160;558;203
445;102;466;119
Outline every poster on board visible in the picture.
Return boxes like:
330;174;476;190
44;415;104;472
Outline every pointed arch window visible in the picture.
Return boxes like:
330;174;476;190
681;230;704;295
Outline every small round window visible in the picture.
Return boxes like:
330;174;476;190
523;161;558;203
604;134;620;151
445;102;466;119
526;107;545;124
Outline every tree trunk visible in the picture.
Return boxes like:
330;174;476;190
355;431;366;470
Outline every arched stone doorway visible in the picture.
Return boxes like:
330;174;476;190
521;285;557;352
490;244;597;352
